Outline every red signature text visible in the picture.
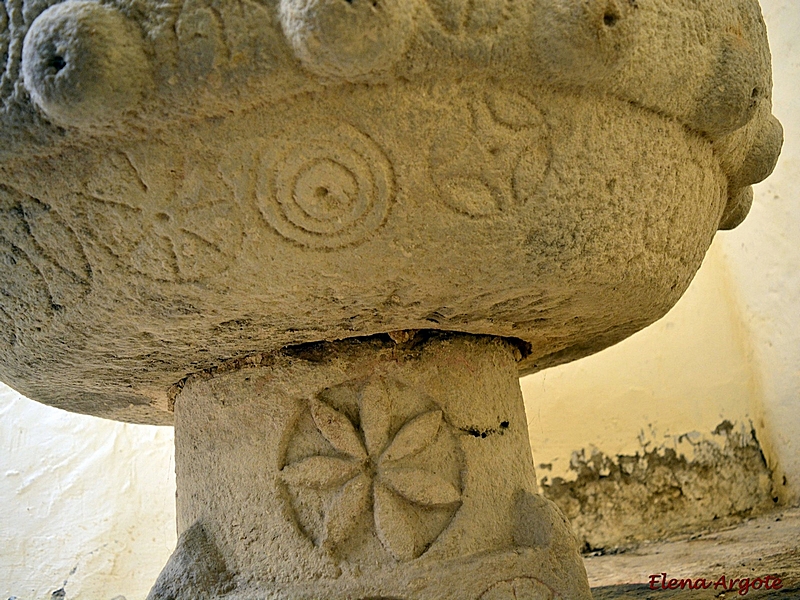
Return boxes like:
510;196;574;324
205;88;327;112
648;573;783;596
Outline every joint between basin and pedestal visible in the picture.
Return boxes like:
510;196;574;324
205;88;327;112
166;329;530;412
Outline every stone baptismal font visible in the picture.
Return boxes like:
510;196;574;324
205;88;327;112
0;0;782;597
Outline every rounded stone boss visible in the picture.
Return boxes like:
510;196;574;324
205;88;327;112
0;0;782;598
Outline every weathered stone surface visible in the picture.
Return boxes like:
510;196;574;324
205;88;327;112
164;333;591;599
146;522;233;600
0;0;783;424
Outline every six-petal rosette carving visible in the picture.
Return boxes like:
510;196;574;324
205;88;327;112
281;376;463;561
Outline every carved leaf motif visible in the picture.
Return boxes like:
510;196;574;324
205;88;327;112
373;482;427;561
311;399;367;460
439;177;499;217
282;378;463;561
0;191;91;329
282;456;360;490
22;199;91;285
360;377;392;457
381;410;442;463
381;468;460;506
322;473;372;550
486;90;545;130
0;238;52;324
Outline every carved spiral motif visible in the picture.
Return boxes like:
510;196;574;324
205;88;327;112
258;124;394;249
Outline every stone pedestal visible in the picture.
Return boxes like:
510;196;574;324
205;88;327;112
0;0;783;596
149;333;591;599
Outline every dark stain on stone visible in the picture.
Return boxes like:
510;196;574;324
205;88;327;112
461;420;510;438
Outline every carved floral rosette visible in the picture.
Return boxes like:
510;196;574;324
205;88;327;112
281;375;463;562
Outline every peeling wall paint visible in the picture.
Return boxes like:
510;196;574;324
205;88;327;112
717;0;800;505
524;1;800;546
523;240;779;547
541;420;775;551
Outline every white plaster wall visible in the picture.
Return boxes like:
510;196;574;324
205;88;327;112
716;0;800;504
524;241;761;485
0;385;176;600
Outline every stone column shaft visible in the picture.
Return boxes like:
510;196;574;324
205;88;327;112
149;333;591;599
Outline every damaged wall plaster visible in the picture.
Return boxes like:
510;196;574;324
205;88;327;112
540;420;775;551
524;241;778;549
717;0;800;505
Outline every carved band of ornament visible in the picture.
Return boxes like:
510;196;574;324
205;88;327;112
257;123;395;249
281;376;462;562
0;187;91;344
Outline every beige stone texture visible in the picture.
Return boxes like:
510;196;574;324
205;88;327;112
0;0;784;596
154;333;590;599
0;0;782;424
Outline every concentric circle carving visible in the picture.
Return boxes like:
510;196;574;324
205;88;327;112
257;124;394;249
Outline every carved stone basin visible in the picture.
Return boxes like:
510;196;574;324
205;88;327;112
0;0;782;597
0;0;782;425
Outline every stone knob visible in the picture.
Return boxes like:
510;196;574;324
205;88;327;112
21;0;152;128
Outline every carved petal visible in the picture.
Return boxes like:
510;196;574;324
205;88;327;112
311;399;367;460
322;473;372;550
440;177;499;217
478;577;554;600
486;89;545;130
381;410;442;463
360;377;392;457
373;482;426;561
380;468;460;506
281;456;360;490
